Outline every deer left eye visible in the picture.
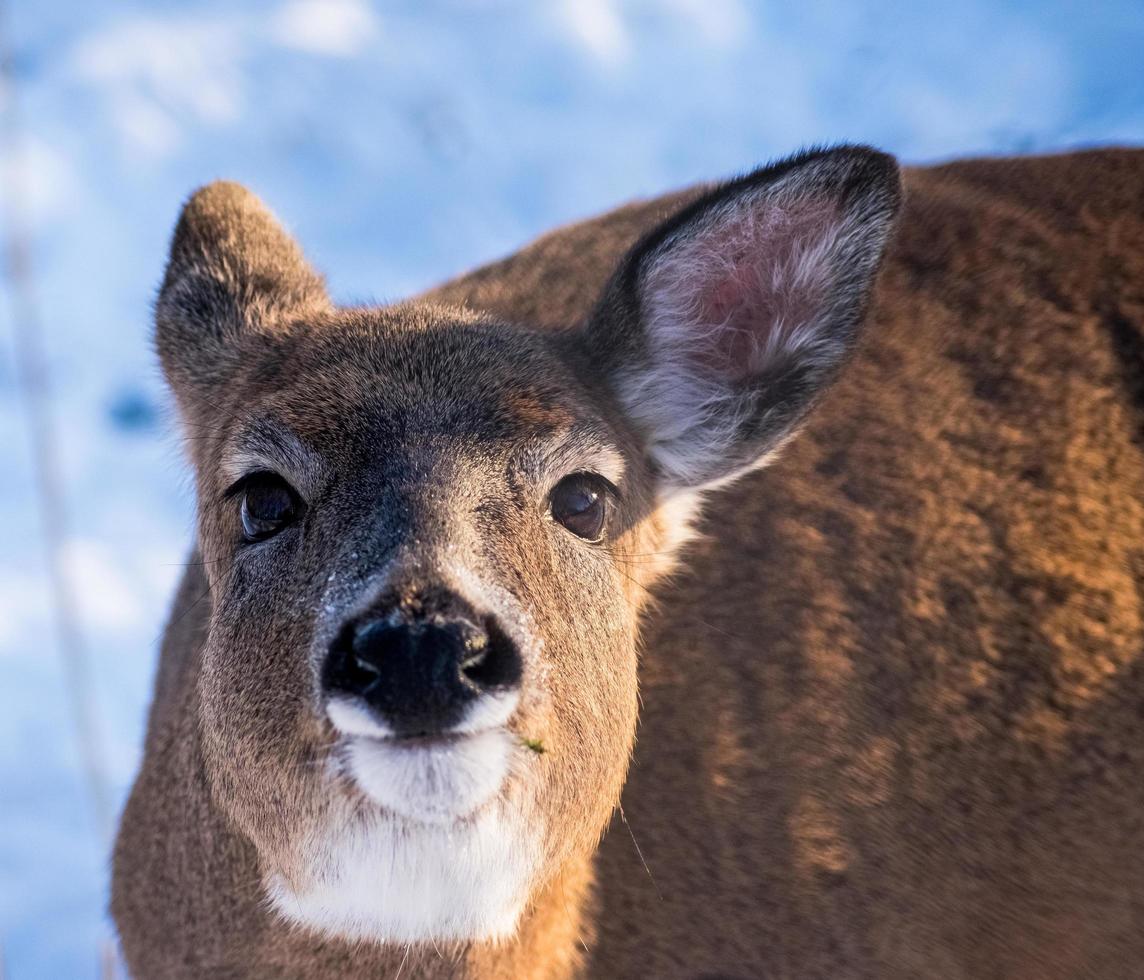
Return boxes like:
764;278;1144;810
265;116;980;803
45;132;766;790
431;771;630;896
238;473;300;542
550;473;609;541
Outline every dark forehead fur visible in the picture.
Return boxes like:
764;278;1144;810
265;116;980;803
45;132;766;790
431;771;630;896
225;305;590;449
157;181;606;450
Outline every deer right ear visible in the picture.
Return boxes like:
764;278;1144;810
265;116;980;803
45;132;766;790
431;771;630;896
587;146;901;490
155;181;329;398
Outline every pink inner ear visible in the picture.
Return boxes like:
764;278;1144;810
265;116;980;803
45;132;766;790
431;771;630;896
664;197;842;382
700;264;777;380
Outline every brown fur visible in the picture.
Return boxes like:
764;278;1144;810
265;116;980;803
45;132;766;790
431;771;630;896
115;148;1144;978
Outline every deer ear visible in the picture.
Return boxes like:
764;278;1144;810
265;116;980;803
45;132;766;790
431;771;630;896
589;146;901;489
155;181;329;395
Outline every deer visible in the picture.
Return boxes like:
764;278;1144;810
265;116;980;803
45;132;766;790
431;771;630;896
112;144;1144;979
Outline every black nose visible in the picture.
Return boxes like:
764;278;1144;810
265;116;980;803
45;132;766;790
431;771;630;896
322;590;522;736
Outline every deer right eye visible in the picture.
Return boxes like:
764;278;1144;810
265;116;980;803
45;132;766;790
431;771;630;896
236;473;301;542
550;473;610;541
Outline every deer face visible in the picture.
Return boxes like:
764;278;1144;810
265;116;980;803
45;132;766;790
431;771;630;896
183;311;649;942
157;147;900;945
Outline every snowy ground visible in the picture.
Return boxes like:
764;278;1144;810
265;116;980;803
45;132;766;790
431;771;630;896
0;0;1141;976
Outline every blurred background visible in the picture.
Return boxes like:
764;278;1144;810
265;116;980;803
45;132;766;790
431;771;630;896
0;0;1141;975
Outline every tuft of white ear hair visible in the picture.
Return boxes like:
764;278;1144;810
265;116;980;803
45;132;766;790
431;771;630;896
609;148;900;489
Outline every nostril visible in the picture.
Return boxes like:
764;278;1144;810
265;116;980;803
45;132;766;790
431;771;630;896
458;617;522;691
458;630;490;681
352;651;382;681
324;621;399;698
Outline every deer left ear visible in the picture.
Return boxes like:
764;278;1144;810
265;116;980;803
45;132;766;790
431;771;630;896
589;145;901;489
155;181;329;403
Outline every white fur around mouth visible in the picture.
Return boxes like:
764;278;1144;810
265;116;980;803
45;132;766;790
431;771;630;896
326;692;521;824
344;727;514;825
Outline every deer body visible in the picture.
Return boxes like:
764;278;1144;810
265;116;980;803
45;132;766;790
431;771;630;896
114;148;1144;979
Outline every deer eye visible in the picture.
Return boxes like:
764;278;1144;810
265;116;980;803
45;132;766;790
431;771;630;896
236;473;301;542
550;473;609;541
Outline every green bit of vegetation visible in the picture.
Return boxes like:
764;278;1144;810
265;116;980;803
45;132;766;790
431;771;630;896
521;737;546;755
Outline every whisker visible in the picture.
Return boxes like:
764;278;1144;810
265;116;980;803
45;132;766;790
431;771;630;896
392;943;411;980
618;804;662;902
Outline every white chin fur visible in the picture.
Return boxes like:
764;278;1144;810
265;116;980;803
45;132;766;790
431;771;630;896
346;729;513;824
269;700;537;943
266;764;542;944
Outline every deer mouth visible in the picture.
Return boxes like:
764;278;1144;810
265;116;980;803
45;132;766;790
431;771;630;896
369;730;473;749
322;682;524;823
333;725;514;824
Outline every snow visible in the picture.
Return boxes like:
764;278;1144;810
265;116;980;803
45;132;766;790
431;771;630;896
0;0;1141;975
